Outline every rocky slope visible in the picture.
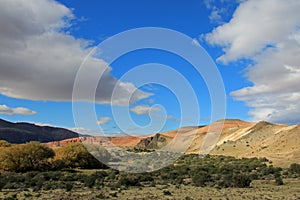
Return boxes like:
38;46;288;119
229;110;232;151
210;122;300;167
119;119;299;167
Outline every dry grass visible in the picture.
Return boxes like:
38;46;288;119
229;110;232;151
1;178;299;200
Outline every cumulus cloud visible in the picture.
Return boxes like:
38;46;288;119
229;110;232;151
0;104;36;115
0;0;151;106
206;0;300;63
205;0;300;124
130;105;161;115
96;117;112;125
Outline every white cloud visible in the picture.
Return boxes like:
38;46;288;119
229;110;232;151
96;117;112;125
69;127;123;136
166;115;178;122
0;104;36;115
204;0;243;24
205;0;300;63
33;122;55;127
130;105;161;115
209;8;223;24
0;0;152;106
69;127;101;135
205;0;300;124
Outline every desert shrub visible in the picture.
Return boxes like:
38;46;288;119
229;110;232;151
163;190;172;195
274;172;284;185
151;154;273;188
218;174;232;188
0;178;6;190
24;171;39;179
275;176;283;185
110;192;118;197
94;171;108;179
218;173;252;188
96;193;106;199
24;193;32;198
118;174;141;187
60;173;78;182
83;174;97;188
138;173;154;183
3;194;17;200
0;172;25;190
107;170;118;180
289;163;300;174
65;182;73;191
43;171;62;181
3;182;21;189
43;183;53;191
1;172;25;183
191;171;211;187
231;174;252;187
33;182;43;191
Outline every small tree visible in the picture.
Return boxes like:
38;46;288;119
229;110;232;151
0;142;54;172
289;163;300;174
53;143;108;169
274;171;284;185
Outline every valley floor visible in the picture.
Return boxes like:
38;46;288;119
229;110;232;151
1;178;300;200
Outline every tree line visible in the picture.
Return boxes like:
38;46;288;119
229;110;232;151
0;140;108;172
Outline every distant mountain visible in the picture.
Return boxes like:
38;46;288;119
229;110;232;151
0;118;79;143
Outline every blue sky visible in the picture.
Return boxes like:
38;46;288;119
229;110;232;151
0;0;299;135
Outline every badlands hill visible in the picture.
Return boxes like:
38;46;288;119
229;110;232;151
47;135;147;147
210;121;300;167
45;119;300;167
135;119;299;167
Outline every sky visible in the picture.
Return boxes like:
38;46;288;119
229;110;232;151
0;0;299;136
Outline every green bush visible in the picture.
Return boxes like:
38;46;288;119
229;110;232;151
96;193;106;199
289;163;300;174
65;182;73;191
84;175;97;188
231;174;252;188
275;176;283;185
163;190;172;195
118;174;141;187
191;171;211;187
